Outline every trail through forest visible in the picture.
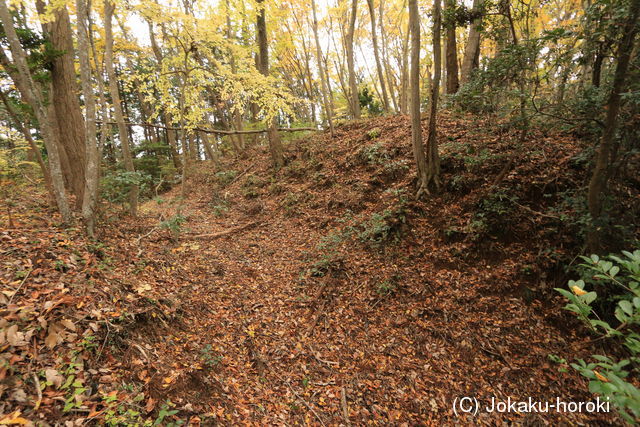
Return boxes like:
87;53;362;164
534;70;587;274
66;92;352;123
2;114;632;425
91;115;618;424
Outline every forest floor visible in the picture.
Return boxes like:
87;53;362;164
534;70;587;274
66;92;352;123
2;112;634;425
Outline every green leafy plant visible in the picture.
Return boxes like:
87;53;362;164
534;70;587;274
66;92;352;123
555;250;640;423
200;344;223;367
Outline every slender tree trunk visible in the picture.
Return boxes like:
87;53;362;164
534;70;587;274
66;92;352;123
409;0;428;198
366;0;390;113
379;0;398;112
256;0;285;168
147;20;182;171
587;0;640;252
426;0;442;192
311;0;335;136
226;0;245;153
400;19;410;114
346;0;361;118
104;0;138;216
0;0;71;222
460;0;483;86
444;0;459;94
35;1;87;206
76;0;100;237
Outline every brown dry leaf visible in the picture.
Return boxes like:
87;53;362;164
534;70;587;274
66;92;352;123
60;319;76;331
145;397;156;413
45;326;60;349
45;369;64;388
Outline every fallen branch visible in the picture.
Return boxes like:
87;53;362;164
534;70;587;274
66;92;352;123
97;120;317;135
341;387;351;426
185;221;260;239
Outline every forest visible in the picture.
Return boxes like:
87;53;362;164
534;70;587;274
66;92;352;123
0;0;639;424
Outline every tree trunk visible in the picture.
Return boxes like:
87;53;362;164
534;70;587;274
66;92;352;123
148;20;182;171
75;0;100;237
587;0;640;252
104;0;138;216
426;0;443;192
366;0;390;113
460;0;483;86
346;0;361;118
444;0;459;94
0;0;71;222
226;0;245;153
35;1;87;207
311;0;335;136
409;0;428;198
400;19;410;114
256;0;285;168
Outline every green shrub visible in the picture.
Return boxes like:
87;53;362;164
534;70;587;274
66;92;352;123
101;170;151;204
214;170;238;186
356;192;408;248
358;142;389;166
555;250;640;423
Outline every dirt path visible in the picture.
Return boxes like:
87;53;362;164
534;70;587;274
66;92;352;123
120;183;613;425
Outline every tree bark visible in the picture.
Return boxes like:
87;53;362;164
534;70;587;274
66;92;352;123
409;0;428;198
35;1;87;206
346;0;361;118
148;20;182;171
426;0;443;192
366;0;389;113
0;0;71;222
587;0;640;252
311;0;335;136
460;0;483;86
256;0;285;168
75;0;100;237
444;0;459;94
104;0;138;216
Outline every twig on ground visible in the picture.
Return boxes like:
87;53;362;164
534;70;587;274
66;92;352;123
8;268;32;305
341;387;351;426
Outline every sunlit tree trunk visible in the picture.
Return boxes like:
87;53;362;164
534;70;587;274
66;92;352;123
0;0;71;222
256;0;285;168
104;0;138;216
426;0;442;192
366;0;390;113
346;0;361;118
409;0;428;198
460;0;483;86
311;0;335;136
76;0;100;237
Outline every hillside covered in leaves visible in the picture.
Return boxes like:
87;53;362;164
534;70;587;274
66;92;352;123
2;113;638;425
